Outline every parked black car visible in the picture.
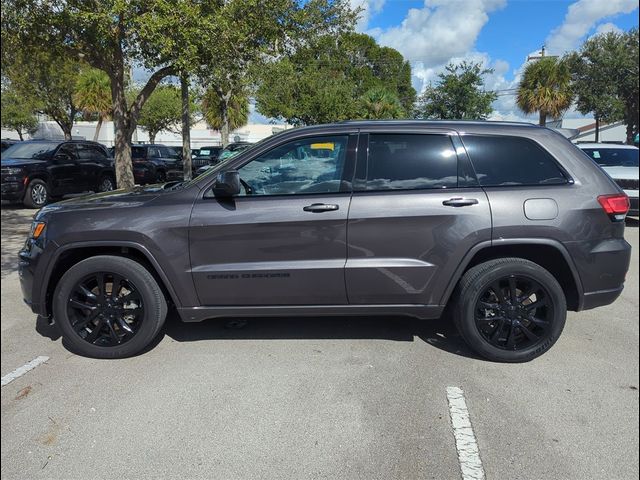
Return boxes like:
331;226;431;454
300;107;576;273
194;142;252;176
131;144;183;183
1;140;115;208
192;145;223;171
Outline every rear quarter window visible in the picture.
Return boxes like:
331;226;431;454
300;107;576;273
462;135;568;187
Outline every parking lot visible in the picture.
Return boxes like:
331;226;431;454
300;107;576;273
1;204;638;480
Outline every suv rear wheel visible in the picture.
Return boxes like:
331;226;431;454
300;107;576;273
97;175;116;192
453;257;567;363
24;179;50;208
53;255;167;358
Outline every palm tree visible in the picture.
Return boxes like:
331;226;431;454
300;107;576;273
517;57;573;126
74;68;112;141
202;87;249;138
359;87;405;119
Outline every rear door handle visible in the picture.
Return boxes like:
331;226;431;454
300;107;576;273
442;197;479;207
303;203;339;213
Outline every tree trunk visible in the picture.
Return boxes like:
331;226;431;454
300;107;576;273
539;110;547;127
149;132;156;144
181;74;192;181
110;67;135;190
16;130;23;141
220;94;230;147
594;116;600;143
93;115;104;142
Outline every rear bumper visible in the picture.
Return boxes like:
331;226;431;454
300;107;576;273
565;237;632;311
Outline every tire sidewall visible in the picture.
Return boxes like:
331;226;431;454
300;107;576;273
53;256;166;359
98;175;115;192
456;261;567;363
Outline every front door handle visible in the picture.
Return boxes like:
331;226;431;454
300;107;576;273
303;203;339;213
442;197;479;207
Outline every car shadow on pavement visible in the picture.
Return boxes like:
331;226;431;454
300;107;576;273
626;217;638;228
1;201;35;277
161;310;482;360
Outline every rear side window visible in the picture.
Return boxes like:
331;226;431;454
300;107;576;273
462;135;568;186
77;144;107;161
364;134;458;191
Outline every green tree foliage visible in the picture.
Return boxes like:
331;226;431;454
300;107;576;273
137;85;183;144
517;56;572;126
619;28;639;144
255;33;415;125
566;32;627;142
74;68;112;142
2;0;355;187
202;88;249;132
415;62;497;120
358;87;404;119
0;85;39;140
3;48;81;139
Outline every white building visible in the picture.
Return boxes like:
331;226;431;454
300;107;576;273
1;120;293;147
558;118;628;143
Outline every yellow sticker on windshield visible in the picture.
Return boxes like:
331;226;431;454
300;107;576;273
310;142;335;150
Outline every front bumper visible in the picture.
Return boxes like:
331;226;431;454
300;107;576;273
18;236;53;317
1;180;26;201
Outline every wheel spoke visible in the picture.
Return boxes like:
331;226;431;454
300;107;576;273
96;274;106;302
106;320;121;343
505;324;517;349
529;316;549;327
519;323;540;341
524;298;548;311
489;319;505;344
73;310;100;329
479;301;500;310
110;274;123;299
508;276;518;302
491;282;505;303
69;299;97;311
116;317;134;334
85;318;105;343
78;284;97;300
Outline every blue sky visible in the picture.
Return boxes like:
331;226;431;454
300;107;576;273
355;0;639;121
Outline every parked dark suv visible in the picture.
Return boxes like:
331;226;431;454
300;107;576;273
19;121;631;361
130;144;183;183
2;140;115;208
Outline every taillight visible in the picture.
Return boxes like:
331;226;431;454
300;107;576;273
598;194;630;221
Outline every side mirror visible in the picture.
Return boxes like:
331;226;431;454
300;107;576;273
212;170;240;197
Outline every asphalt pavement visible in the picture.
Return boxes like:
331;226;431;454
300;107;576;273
1;204;638;480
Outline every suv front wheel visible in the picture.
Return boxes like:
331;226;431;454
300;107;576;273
24;179;50;208
53;255;167;358
453;257;567;363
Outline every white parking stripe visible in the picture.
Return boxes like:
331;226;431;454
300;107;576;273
1;356;49;387
447;386;485;480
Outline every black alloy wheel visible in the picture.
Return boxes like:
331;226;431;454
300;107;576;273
67;272;143;347
474;275;552;351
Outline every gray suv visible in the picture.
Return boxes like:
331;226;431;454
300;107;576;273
18;121;632;362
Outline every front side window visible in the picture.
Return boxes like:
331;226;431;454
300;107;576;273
237;136;349;196
462;135;568;186
364;134;458;191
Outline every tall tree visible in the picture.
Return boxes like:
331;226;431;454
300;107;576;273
137;85;183;144
566;32;626;142
3;48;81;139
619;28;639;144
358;87;404;119
202;87;250;134
255;32;414;126
415;61;497;120
74;68;112;142
517;56;572;126
2;0;356;187
0;85;39;140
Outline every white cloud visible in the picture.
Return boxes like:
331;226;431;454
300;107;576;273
545;0;637;54
350;0;385;31
374;0;506;66
594;22;623;35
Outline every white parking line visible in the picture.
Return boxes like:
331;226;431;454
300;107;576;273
447;386;485;480
1;356;49;387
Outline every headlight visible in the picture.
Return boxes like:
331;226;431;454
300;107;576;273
3;167;24;175
29;221;46;239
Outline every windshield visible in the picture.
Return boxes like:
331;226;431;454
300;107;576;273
1;142;58;160
582;147;639;167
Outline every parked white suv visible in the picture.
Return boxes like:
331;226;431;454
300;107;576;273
578;143;639;216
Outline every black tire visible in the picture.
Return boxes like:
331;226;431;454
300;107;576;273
156;170;167;183
53;255;167;358
23;179;50;208
453;257;566;363
97;175;116;192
